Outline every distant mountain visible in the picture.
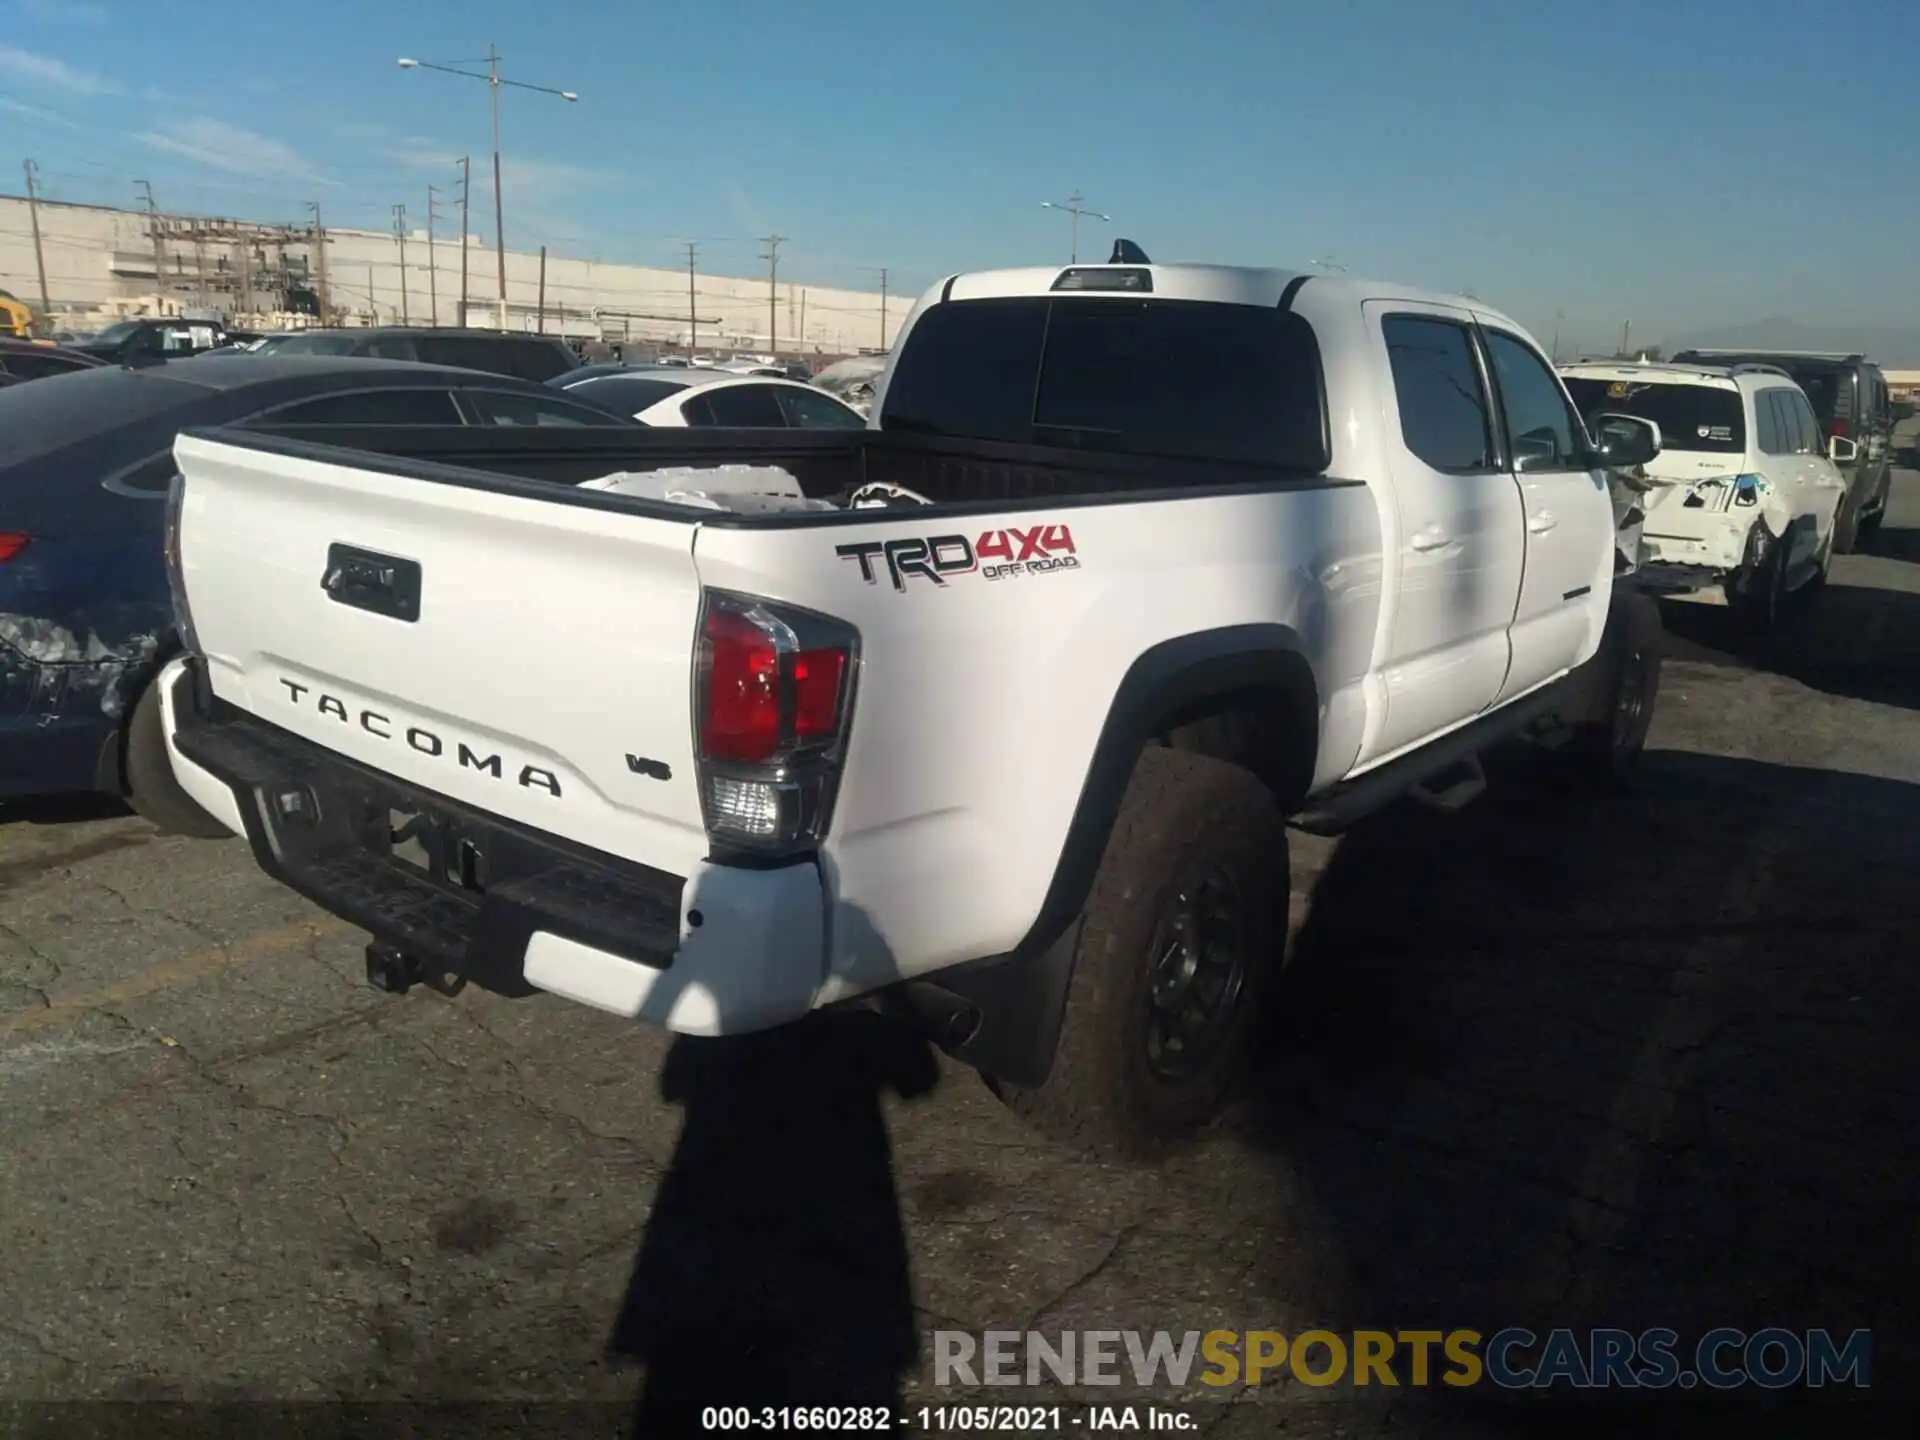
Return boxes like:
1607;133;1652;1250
1659;318;1920;369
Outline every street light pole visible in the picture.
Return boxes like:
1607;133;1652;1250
397;48;578;332
1041;191;1111;264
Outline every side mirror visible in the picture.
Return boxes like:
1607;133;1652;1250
1828;434;1858;464
1589;412;1662;469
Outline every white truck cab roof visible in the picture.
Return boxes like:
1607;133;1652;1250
935;262;1525;332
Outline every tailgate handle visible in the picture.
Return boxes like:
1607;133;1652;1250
322;544;421;622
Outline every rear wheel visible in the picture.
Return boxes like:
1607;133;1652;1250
995;748;1287;1161
123;677;233;838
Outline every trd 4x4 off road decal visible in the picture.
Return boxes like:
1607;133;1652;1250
836;525;1080;592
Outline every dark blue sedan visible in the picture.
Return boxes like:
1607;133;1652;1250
0;355;635;830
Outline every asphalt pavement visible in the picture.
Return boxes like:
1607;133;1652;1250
4;457;1919;1438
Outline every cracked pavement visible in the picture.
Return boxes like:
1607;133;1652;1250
3;463;1918;1438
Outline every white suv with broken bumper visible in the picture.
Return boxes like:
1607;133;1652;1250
1560;361;1854;630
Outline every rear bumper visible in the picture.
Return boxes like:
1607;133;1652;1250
156;657;826;1035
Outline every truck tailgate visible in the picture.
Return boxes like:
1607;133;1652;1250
171;431;710;877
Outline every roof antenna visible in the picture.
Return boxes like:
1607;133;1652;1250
1108;238;1150;264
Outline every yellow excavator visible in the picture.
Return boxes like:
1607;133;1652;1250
0;289;43;338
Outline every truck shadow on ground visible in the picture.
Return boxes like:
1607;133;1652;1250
1657;566;1920;710
1239;749;1919;1432
608;1007;940;1430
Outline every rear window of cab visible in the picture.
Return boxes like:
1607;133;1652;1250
1563;377;1747;454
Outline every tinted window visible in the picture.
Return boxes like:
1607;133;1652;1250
255;389;463;425
1754;390;1788;455
882;296;1325;468
462;389;628;427
1784;367;1841;424
685;384;788;427
0;366;209;469
775;387;866;429
1789;392;1822;455
880;299;1045;443
502;339;576;383
363;334;417;361
1484;331;1581;470
564;375;689;414
3;351;93;380
1564;378;1745;454
1382;316;1493;472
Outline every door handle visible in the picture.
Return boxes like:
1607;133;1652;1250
1409;524;1451;552
1527;510;1558;535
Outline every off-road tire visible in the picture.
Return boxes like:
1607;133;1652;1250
123;678;234;838
1550;590;1663;795
996;748;1287;1161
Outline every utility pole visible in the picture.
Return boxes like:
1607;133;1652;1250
392;203;409;326
308;201;330;324
798;289;806;351
760;234;785;357
1620;320;1632;358
536;245;547;333
488;43;507;329
23;160;51;327
686;242;698;356
426;185;442;325
457;158;471;327
137;180;165;309
1551;309;1564;363
369;265;378;324
879;267;888;351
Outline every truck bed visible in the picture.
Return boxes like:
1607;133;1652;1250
239;422;1341;521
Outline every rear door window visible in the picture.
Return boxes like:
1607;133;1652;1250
1754;390;1788;454
1788;392;1822;455
251;389;464;425
1564;378;1745;454
684;383;788;427
414;336;512;375
880;296;1327;469
502;339;576;383
774;386;867;429
1381;316;1494;472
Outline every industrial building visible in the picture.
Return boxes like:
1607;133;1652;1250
0;193;905;357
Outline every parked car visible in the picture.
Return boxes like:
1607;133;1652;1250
0;337;105;388
1667;349;1893;551
262;327;580;384
71;317;228;364
1561;360;1851;630
553;366;868;428
0;356;637;828
810;355;888;417
154;256;1664;1157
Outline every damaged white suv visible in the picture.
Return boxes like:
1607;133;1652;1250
1561;361;1854;630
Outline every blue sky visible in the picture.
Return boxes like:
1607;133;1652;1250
2;0;1915;350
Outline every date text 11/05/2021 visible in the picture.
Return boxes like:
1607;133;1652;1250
700;1406;1194;1432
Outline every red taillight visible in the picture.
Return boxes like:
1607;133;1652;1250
792;648;848;740
1828;418;1849;439
695;591;858;853
0;532;27;562
701;608;782;762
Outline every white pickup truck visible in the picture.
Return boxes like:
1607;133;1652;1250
157;253;1667;1156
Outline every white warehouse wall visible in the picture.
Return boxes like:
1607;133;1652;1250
0;195;909;355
